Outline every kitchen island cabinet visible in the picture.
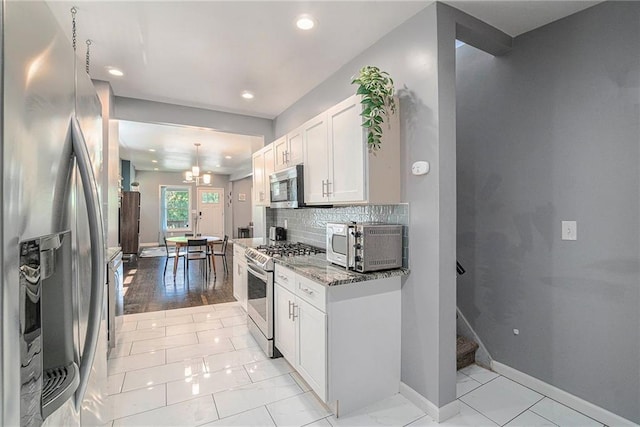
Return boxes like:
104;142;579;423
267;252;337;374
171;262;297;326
274;262;401;416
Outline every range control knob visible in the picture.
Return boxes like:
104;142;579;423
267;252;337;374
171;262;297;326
354;256;362;262
354;244;362;250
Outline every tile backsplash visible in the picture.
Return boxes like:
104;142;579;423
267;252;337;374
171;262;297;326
266;204;409;267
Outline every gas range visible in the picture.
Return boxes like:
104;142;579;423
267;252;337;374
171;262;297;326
244;242;324;271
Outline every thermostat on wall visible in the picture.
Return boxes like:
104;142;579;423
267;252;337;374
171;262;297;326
412;161;430;176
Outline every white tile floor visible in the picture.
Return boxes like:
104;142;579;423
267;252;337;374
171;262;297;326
106;303;605;427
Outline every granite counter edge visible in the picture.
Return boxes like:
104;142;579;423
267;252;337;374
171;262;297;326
274;258;409;287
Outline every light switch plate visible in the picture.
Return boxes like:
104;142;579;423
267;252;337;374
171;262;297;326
562;221;577;241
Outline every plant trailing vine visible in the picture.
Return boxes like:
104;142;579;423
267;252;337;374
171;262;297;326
351;66;396;153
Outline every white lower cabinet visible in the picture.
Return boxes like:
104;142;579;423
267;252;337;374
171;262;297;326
273;264;401;417
295;297;327;400
274;284;296;362
232;245;247;310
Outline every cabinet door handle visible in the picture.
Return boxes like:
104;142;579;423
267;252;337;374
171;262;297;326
300;287;314;295
321;180;326;197
292;303;299;320
325;180;332;196
288;300;293;319
285;151;290;164
282;152;286;165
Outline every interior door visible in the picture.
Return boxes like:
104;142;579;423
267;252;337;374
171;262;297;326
197;187;224;237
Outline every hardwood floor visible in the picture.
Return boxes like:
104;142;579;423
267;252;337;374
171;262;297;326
122;244;236;314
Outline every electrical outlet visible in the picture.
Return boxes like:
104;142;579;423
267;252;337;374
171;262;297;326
561;221;577;241
284;220;288;229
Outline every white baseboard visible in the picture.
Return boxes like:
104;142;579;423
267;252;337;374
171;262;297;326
139;242;159;248
492;361;637;427
399;382;459;423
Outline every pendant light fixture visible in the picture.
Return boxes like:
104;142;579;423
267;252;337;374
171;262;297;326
184;143;212;185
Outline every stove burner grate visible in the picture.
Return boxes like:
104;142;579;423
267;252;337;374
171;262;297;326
256;242;324;257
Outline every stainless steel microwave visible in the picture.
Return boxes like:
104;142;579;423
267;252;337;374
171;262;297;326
270;165;305;209
326;222;403;272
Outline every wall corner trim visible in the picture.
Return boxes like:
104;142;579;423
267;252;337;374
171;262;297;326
491;361;638;427
399;382;459;423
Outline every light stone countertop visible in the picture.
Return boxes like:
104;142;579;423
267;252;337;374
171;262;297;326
231;238;409;286
106;246;122;263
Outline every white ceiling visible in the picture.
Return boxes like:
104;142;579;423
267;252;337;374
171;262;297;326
118;120;263;174
442;0;601;38
47;0;601;175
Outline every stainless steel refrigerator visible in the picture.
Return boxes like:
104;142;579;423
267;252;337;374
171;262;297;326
2;1;109;425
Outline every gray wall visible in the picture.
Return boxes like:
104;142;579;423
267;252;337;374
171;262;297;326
120;159;133;190
94;80;121;248
114;96;274;144
231;176;253;237
135;171;230;244
456;2;639;423
266;205;409;267
274;3;509;409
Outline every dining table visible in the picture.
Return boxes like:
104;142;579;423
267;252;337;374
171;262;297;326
165;235;222;276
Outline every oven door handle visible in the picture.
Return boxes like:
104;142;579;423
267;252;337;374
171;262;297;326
246;261;270;282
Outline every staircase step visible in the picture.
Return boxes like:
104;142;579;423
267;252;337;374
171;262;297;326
457;335;479;370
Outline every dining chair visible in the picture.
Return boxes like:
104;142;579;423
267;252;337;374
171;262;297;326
163;236;185;277
212;235;229;275
184;238;209;283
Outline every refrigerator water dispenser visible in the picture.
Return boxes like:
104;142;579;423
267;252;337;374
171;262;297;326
19;231;79;425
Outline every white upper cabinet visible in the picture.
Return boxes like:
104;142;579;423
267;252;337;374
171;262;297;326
252;144;275;206
287;128;304;167
302;113;329;204
273;136;288;171
274;129;304;172
302;94;400;205
326;97;365;203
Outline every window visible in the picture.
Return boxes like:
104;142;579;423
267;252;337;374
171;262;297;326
201;192;220;204
160;186;191;232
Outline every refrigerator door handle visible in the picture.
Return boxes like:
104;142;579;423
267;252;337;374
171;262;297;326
71;117;106;408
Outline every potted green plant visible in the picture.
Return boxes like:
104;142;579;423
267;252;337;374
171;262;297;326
351;66;396;153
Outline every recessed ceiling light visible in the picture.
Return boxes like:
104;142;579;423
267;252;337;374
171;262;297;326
216;164;221;168
149;149;156;152
107;67;124;77
241;91;254;100
152;160;158;163
225;155;232;159
296;14;316;31
154;168;158;171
